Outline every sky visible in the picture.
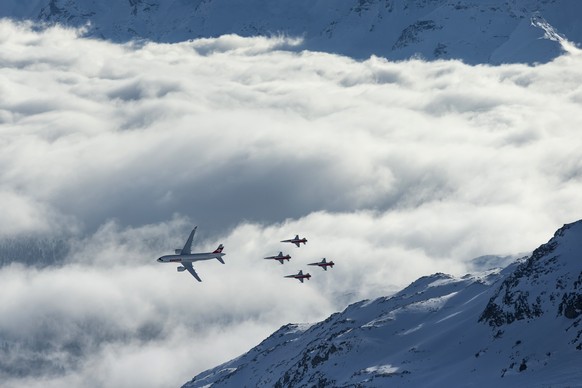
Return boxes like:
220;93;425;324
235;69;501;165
1;19;582;388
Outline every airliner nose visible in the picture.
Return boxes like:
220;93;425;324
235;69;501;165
157;258;162;262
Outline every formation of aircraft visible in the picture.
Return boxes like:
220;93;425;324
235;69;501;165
281;234;308;247
284;270;311;283
274;234;335;283
157;226;225;282
264;251;291;264
308;258;335;271
156;228;334;284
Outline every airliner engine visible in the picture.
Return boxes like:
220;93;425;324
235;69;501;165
177;266;186;272
175;249;182;254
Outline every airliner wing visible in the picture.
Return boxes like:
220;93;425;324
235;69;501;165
181;227;197;255
182;261;202;282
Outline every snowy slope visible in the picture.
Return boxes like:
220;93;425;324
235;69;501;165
184;220;582;387
0;0;581;64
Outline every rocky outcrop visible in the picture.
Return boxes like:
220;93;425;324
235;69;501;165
479;222;582;327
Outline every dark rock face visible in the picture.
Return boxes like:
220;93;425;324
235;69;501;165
392;20;441;50
479;222;582;333
559;270;582;319
559;293;582;319
477;221;582;357
478;241;557;326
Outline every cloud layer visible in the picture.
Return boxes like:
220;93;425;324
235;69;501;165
1;20;582;387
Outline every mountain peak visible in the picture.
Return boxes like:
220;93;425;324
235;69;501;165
480;220;582;327
1;0;581;64
185;220;582;387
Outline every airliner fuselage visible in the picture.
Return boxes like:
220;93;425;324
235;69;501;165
157;252;225;263
156;226;225;282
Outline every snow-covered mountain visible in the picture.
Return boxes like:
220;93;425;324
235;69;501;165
184;220;582;387
1;0;581;64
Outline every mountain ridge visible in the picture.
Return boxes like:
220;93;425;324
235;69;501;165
184;220;582;387
1;0;581;64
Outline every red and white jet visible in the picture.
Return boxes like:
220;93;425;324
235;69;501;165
308;258;335;271
264;251;291;264
157;226;225;282
281;234;308;247
284;270;311;283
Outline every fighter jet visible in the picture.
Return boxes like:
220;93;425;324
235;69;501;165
264;251;291;264
284;270;311;283
281;234;308;247
308;258;335;271
157;226;225;282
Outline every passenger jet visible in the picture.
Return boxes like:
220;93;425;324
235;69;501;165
157;226;225;282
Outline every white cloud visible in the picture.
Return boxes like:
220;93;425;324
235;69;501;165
1;19;582;387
